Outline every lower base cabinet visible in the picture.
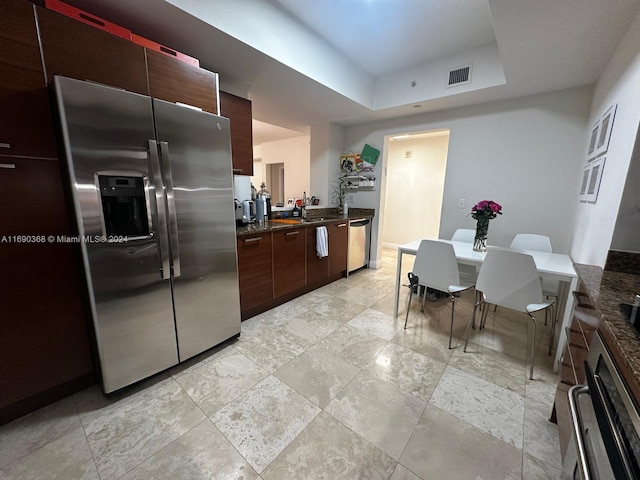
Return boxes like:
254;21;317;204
237;233;273;312
237;219;359;319
328;221;349;276
273;227;306;297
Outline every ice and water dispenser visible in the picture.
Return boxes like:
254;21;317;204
98;174;151;238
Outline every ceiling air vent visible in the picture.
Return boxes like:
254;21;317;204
447;65;472;87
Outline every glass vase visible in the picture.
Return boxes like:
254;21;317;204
473;217;490;252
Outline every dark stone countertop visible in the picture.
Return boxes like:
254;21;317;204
575;263;640;398
236;208;374;237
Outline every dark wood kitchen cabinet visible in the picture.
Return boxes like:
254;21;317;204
306;226;329;285
219;91;254;176
0;155;94;425
0;0;57;158
237;233;273;312
273;227;306;297
146;50;219;114
328;220;349;276
36;6;149;96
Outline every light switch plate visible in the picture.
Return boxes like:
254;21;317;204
457;198;466;209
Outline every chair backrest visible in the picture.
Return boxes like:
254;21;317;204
412;239;461;292
510;233;553;253
476;249;544;312
451;228;475;243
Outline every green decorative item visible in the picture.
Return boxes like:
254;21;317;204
359;144;380;171
470;200;503;251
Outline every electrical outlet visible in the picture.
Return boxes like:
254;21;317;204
457;198;466;209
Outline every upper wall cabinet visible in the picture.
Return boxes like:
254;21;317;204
146;50;218;114
219;91;254;176
36;6;149;96
0;0;57;158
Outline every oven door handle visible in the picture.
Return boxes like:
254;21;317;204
585;361;635;478
568;385;592;480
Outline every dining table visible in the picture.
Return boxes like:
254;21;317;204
392;239;578;371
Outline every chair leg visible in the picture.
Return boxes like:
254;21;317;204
464;300;481;352
449;295;455;349
548;305;556;355
404;288;414;329
480;302;490;330
528;314;537;380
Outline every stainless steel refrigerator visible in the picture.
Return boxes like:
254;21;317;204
53;76;241;393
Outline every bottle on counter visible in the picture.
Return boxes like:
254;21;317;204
342;202;348;218
292;203;301;217
259;182;271;219
301;191;307;219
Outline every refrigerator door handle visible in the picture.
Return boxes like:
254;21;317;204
148;139;171;280
159;141;181;278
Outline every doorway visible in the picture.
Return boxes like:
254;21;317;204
267;162;285;204
381;130;450;248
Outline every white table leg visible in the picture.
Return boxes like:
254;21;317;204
393;248;403;318
553;276;579;372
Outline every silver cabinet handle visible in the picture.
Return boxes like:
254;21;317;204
286;231;300;236
0;163;16;169
0;143;10;149
159;141;181;278
337;223;347;228
244;237;262;243
148;140;170;280
233;168;243;173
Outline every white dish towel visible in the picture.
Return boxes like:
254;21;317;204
316;226;328;258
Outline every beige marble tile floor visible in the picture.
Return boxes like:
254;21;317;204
0;248;562;479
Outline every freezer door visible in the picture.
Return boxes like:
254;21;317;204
153;99;241;360
53;76;178;393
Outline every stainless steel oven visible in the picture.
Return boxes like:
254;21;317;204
562;333;640;479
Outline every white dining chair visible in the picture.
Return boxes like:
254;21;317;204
405;239;475;349
451;228;476;243
509;233;561;325
450;229;477;287
462;249;555;380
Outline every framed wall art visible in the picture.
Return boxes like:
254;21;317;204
596;104;617;156
587;120;599;159
585;156;606;204
579;166;590;202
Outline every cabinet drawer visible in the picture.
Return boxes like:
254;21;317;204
237;233;273;311
273;228;306;297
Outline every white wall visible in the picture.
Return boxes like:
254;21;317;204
382;134;449;246
256;136;311;201
570;9;640;265
343;86;593;265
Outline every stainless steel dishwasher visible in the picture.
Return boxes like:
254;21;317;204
348;218;370;273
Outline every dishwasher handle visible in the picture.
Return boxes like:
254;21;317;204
349;219;370;227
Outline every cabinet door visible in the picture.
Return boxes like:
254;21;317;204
0;156;93;412
219;91;253;176
237;233;273;311
147;50;218;114
328;221;349;276
273;228;306;297
37;6;149;95
0;0;57;158
307;226;328;284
